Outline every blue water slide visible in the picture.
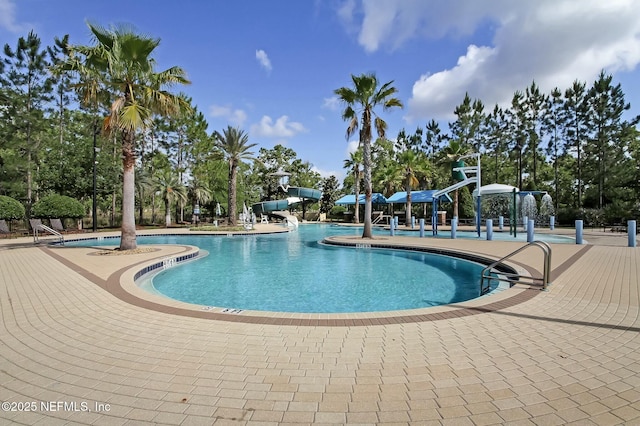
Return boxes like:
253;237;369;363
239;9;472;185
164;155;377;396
251;187;322;215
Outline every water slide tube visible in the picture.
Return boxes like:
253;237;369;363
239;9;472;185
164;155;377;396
251;187;322;215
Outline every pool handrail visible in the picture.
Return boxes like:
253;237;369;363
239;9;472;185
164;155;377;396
480;240;551;294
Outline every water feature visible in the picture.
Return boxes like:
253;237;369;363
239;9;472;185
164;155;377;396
521;194;538;226
539;193;555;225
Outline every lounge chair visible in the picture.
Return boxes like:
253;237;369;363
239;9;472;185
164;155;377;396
29;218;43;232
50;218;67;233
0;219;11;237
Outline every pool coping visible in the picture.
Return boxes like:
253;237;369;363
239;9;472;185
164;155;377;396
41;233;593;327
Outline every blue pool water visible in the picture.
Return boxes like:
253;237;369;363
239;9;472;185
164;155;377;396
68;225;501;313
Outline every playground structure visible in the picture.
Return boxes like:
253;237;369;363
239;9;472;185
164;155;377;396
251;171;322;228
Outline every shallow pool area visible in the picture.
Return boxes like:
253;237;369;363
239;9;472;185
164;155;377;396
68;225;503;313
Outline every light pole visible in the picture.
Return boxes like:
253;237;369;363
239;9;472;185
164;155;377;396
92;120;99;232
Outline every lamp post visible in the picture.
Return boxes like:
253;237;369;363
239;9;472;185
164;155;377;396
92;120;99;232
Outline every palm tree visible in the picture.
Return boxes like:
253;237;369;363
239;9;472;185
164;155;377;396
155;170;187;227
334;73;403;238
397;149;421;225
442;139;468;220
134;168;153;225
58;23;191;249
214;126;257;226
375;162;402;198
343;149;363;223
187;178;212;223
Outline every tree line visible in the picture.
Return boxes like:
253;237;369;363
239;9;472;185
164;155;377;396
1;26;639;247
340;75;640;231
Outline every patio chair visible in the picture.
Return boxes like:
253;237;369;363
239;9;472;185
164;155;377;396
0;219;11;237
50;218;67;233
29;218;43;232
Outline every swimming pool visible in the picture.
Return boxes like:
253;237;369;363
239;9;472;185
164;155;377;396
69;225;501;313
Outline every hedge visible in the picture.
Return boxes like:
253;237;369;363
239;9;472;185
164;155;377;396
0;195;25;220
31;194;84;219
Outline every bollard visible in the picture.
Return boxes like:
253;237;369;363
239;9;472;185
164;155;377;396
575;219;583;244
451;217;457;239
550;215;555;230
411;216;415;229
523;215;528;231
390;219;395;236
628;220;637;247
419;218;425;238
499;215;504;231
486;219;493;240
527;219;535;242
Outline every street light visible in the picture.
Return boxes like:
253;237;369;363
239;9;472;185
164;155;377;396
92;120;100;232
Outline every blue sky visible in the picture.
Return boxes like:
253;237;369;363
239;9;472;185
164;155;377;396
2;0;640;182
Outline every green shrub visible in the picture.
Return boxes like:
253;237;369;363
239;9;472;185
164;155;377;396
329;205;347;218
31;194;85;219
0;195;25;220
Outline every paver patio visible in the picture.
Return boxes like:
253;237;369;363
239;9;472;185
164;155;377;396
0;226;638;425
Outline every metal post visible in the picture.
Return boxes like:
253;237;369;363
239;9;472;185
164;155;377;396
486;219;493;240
451;217;457;239
92;120;98;232
419;218;424;237
527;219;535;242
550;215;555;230
576;220;583;244
499;215;504;231
628;220;636;247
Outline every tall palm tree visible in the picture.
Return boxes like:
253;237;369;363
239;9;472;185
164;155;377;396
343;149;363;223
58;23;191;249
155;170;187;227
214;126;257;226
335;73;403;238
397;149;421;225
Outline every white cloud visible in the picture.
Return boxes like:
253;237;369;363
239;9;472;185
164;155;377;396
337;0;357;29
0;0;32;33
322;96;340;111
208;104;247;126
250;115;307;138
347;0;507;52
342;0;640;121
255;49;272;73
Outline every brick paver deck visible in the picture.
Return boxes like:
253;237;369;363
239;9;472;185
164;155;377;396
0;226;638;425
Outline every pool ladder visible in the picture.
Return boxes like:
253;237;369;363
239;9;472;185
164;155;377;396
480;240;552;295
33;223;64;245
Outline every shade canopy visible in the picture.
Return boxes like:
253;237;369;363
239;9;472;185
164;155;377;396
335;193;388;205
472;184;519;198
387;190;452;204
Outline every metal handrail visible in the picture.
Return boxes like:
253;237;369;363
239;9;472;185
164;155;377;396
34;224;64;245
480;240;551;294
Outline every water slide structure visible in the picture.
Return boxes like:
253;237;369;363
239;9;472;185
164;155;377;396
431;153;482;237
251;186;322;227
